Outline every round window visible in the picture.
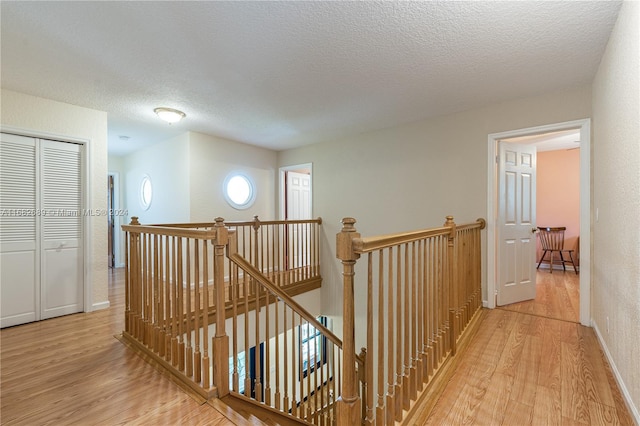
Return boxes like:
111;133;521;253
223;172;255;210
140;175;152;210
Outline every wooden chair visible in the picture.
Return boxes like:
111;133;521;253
536;227;578;274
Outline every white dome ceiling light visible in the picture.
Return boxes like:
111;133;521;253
154;107;186;124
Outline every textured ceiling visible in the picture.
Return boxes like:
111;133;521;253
0;1;621;155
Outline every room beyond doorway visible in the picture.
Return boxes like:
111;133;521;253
486;118;591;326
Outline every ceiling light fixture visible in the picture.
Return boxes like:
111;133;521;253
154;107;186;124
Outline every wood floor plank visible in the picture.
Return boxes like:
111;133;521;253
503;399;533;425
532;385;562;425
561;340;591;424
588;400;622;426
510;334;542;407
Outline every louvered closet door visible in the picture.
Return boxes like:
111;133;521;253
40;139;83;320
0;133;39;328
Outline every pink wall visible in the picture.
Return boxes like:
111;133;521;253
537;149;580;264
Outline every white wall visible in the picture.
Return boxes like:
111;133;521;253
189;131;277;222
123;133;190;224
277;85;592;348
592;1;640;420
0;89;109;308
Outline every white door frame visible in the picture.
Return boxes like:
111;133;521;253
1;125;93;313
486;118;591;325
279;163;313;220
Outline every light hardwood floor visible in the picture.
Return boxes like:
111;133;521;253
1;268;233;425
422;309;634;425
2;269;633;425
498;270;580;323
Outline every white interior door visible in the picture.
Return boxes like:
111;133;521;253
286;171;311;220
0;134;39;328
286;171;311;268
40;139;83;319
497;142;537;306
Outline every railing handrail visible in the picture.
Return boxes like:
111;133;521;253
143;217;323;229
352;218;486;254
121;224;217;239
228;252;343;350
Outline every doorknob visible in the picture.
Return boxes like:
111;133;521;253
531;228;537;234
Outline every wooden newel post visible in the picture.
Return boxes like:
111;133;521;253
212;217;230;397
444;216;458;355
336;217;362;425
127;217;141;338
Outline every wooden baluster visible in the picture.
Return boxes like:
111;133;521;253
410;241;417;400
264;288;271;406
193;238;201;380
153;235;160;353
416;240;424;391
185;237;193;377
306;322;312;421
313;323;319;424
290;309;298;418
283;303;290;413
202;239;210;388
212;217;229;396
335;217;361;426
386;246;395;426
394;243;403;422
142;233;148;345
244;248;251;397
124;230;130;333
423;238;431;383
376;250;385;425
276;224;281;288
319;321;325;426
425;238;433;379
254;277;262;402
444;216;457;356
177;237;185;372
164;236;172;362
299;316;304;420
364;254;374;425
274;296;281;410
157;235;165;357
230;234;239;393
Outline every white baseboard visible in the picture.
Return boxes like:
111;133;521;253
591;319;640;425
91;300;110;311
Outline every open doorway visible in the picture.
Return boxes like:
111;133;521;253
498;130;581;323
486;119;591;326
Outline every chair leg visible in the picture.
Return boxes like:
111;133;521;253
537;250;548;269
559;251;567;271
568;252;579;275
549;252;554;273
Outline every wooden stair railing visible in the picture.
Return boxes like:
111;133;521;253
336;216;486;425
120;216;324;402
226;248;356;425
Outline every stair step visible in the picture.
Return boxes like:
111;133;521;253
214;394;308;426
